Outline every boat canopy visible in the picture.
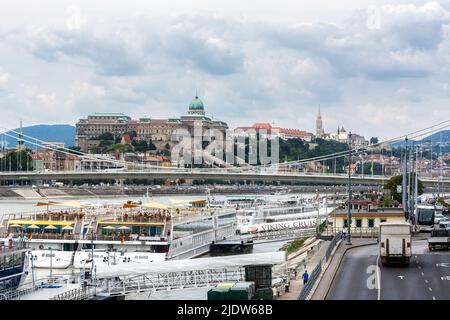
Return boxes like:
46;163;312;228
170;199;207;205
141;202;170;210
8;220;75;226
123;203;141;209
34;200;88;208
34;201;61;207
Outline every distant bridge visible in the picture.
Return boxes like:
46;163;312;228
0;169;448;188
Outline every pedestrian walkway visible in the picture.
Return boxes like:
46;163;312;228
274;240;329;300
311;238;377;300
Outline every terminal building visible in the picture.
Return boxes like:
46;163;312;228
75;96;228;152
330;200;406;236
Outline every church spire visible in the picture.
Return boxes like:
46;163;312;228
316;104;324;137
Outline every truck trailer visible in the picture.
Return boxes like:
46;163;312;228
379;222;412;266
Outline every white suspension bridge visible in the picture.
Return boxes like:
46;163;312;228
0;120;449;188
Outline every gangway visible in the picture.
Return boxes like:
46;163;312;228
51;252;286;300
94;267;246;298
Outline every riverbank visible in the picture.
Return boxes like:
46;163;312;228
0;185;359;200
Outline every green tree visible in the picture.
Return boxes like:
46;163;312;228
1;150;33;171
107;143;135;153
370;137;379;145
384;174;424;202
355;162;383;175
97;132;114;141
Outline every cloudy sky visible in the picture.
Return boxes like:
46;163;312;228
1;0;450;140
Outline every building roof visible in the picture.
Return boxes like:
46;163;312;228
332;208;405;217
188;96;204;110
234;123;313;137
252;123;272;130
121;134;132;145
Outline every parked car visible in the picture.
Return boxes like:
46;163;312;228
439;218;450;229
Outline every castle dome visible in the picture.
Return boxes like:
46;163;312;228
188;96;204;110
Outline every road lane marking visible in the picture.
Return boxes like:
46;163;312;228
418;266;422;269
425;280;428;283
421;272;425;276
428;287;433;292
432;296;436;300
441;276;450;281
436;263;450;267
398;275;405;280
376;254;381;300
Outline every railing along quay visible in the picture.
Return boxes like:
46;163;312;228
297;232;342;300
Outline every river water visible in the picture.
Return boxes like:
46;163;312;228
0;192;322;216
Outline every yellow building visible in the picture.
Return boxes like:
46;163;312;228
331;207;406;237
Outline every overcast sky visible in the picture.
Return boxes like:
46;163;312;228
1;0;450;140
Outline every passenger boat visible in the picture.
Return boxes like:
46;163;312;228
0;238;28;295
0;199;226;269
235;196;332;235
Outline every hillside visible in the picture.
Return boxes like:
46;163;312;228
3;124;75;148
391;129;450;147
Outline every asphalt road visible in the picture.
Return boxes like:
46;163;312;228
327;239;450;300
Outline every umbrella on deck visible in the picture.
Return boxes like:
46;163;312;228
44;225;58;230
117;226;131;230
62;225;74;230
27;224;40;229
9;224;22;228
102;225;116;230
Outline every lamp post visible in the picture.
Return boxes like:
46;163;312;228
347;133;352;245
414;146;419;226
402;137;408;221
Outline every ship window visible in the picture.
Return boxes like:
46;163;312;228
14;254;23;267
4;255;13;269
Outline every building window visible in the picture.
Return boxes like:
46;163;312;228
380;218;387;223
356;219;362;228
368;219;374;228
343;219;348;228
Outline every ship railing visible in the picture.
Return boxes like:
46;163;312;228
0;284;43;300
241;228;316;241
50;287;92;300
21;233;78;240
84;234;166;242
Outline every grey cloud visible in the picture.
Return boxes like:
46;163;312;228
31;29;143;76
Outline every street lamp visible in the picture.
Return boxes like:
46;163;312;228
347;133;352;245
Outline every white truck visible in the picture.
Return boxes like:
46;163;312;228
379;222;412;266
428;229;450;251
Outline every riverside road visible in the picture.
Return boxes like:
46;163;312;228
327;240;450;300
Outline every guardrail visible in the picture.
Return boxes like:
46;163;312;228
0;284;43;300
297;231;342;300
50;287;91;300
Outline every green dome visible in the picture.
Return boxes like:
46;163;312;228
189;96;204;110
